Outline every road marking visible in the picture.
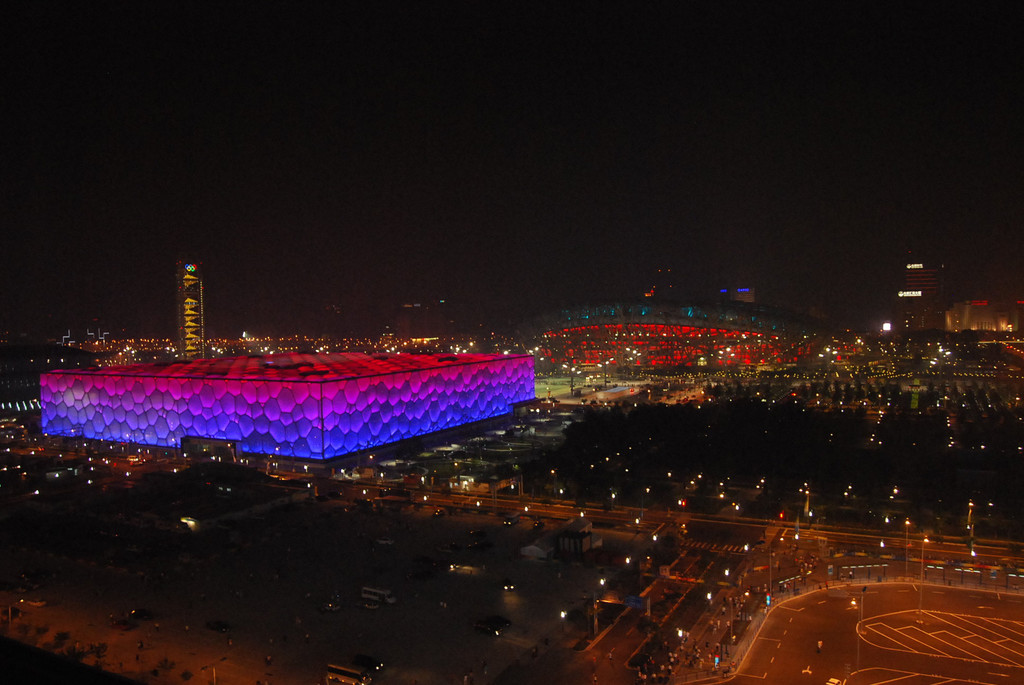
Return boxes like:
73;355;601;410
818;600;826;604
802;665;812;674
978;606;994;609
989;673;1010;677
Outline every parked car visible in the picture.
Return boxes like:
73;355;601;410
474;615;511;636
129;608;154;620
352;654;385;672
205;620;231;633
406;569;434;581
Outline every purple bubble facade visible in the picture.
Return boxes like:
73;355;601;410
40;353;535;459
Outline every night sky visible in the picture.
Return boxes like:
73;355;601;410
5;2;1024;340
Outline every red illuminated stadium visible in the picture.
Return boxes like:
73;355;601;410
523;302;819;370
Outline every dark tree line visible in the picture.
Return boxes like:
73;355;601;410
525;397;1024;538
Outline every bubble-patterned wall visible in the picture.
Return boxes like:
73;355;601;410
40;353;535;459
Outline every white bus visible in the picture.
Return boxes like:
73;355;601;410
361;587;396;604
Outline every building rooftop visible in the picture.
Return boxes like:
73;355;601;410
48;352;530;383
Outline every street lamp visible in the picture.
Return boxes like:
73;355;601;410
904;519;911;577
852;595;864;670
967;500;976;558
918;536;929;613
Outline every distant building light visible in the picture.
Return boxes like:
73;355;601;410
906;263;924;269
898;290;922;298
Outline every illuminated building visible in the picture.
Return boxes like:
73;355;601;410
40;353;534;460
898;260;944;330
176;261;206;359
717;287;756;304
945;300;1023;332
523;302;817;370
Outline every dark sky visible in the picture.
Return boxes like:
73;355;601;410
4;1;1024;340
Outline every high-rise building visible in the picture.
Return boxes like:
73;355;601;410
176;261;206;359
395;301;449;339
716;287;756;303
898;259;944;330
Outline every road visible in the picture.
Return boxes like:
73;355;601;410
731;582;1024;685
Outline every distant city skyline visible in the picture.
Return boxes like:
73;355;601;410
5;3;1024;340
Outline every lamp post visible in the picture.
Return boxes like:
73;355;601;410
967;500;976;558
904;519;911;577
918;536;929;613
852;594;864;670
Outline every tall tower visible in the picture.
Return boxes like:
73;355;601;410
898;258;944;330
176;261;206;359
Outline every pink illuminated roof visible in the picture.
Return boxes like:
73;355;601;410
59;353;528;382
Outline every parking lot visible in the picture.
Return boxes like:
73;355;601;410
0;497;646;684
